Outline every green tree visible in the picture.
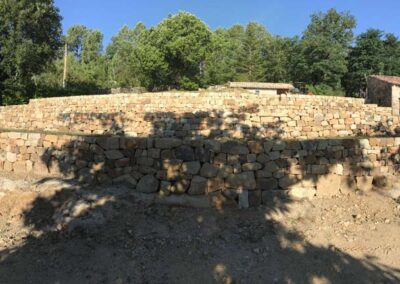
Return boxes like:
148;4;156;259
236;22;270;81
344;30;400;97
65;25;108;89
203;27;241;85
299;8;356;93
343;29;385;96
106;23;146;87
264;36;295;82
381;33;400;76
0;0;62;104
147;12;212;90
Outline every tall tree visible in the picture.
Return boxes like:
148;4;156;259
343;29;385;96
203;27;242;85
236;22;270;81
299;8;356;91
106;23;146;87
0;0;62;104
146;12;212;90
344;29;400;97
264;36;295;82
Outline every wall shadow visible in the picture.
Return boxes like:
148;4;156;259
0;108;399;283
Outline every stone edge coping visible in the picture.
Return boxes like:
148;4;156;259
0;92;371;108
0;128;398;142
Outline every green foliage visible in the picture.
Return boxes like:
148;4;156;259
146;12;212;89
306;84;345;97
202;28;240;85
343;30;400;97
298;9;356;88
264;36;295;82
236;23;270;81
106;23;146;87
2;7;400;103
0;0;62;104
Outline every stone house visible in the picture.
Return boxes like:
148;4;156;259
367;75;400;115
228;82;294;95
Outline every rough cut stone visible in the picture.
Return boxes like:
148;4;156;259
136;175;159;193
155;138;182;149
242;162;262;171
340;176;356;194
6;152;17;163
105;150;124;160
257;177;278;191
200;163;218;178
188;176;207;195
225;171;256;190
181;161;201;175
316;174;341;197
248;190;262;207
288;187;316;199
356;176;374;192
175;145;195;161
248;141;264;154
113;174;137;188
221;141;249;155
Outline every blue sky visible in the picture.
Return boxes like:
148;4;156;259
55;0;400;45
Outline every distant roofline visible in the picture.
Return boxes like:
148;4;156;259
228;81;294;90
369;75;400;86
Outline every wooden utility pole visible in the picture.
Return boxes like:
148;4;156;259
62;42;68;88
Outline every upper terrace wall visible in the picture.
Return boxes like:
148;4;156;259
0;91;398;139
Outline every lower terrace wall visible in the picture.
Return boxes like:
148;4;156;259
0;91;399;139
1;131;398;205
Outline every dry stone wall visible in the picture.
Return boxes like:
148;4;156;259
0;91;398;139
0;131;398;205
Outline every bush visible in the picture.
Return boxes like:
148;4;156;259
306;84;345;97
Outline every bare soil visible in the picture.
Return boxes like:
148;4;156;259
0;178;399;284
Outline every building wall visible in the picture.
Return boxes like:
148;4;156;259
392;86;400;116
367;76;393;107
0;91;398;139
0;131;398;204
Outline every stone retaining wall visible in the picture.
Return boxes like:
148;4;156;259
0;91;398;139
1;131;398;205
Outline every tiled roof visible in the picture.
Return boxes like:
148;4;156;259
228;82;294;90
370;75;400;86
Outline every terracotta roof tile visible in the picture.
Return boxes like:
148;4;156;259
370;75;400;86
228;82;294;90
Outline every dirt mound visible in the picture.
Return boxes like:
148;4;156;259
0;179;399;283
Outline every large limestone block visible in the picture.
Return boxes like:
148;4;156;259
225;171;256;190
188;176;208;195
136;175;159;193
200;163;218;178
288;187;316;199
105;150;124;160
356;176;374;192
221;141;249;155
155;138;182;149
181;161;201;175
316;173;341;197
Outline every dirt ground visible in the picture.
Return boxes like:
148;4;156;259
0;177;399;284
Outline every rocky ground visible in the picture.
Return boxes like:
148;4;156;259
0;176;399;284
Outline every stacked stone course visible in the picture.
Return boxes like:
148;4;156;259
0;91;398;139
0;91;399;204
0;131;398;204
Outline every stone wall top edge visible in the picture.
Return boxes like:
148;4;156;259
25;91;368;104
0;128;398;142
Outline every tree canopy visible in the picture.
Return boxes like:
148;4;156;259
0;0;62;104
1;7;400;103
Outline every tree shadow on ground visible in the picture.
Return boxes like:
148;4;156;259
0;108;399;283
